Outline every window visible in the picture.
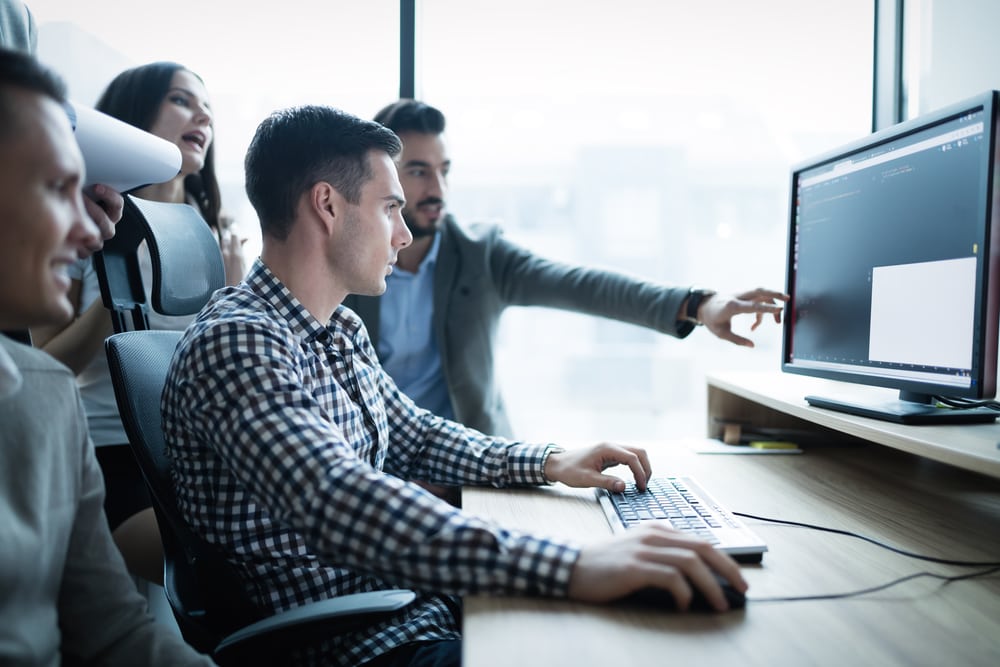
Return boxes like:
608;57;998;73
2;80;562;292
902;0;1000;118
26;0;875;442
29;0;400;261
420;0;874;440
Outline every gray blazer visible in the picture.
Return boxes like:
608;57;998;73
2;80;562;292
343;215;694;438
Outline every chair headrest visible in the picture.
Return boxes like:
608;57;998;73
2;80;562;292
130;196;226;316
95;194;225;328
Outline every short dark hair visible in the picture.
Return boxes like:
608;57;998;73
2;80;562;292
96;61;222;229
245;105;402;240
373;99;446;136
0;47;66;143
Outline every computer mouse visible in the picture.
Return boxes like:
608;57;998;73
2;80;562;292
618;573;746;612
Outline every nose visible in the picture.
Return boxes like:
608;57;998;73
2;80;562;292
193;101;212;127
394;210;412;249
428;169;447;199
69;192;102;258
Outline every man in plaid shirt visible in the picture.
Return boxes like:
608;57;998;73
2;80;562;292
162;105;746;667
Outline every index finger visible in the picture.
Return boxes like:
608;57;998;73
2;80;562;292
693;541;747;593
736;288;789;303
622;446;652;490
735;300;786;317
667;532;748;597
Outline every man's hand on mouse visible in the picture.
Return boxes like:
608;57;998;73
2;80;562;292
567;524;748;612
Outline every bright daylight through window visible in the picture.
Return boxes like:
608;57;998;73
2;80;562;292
421;0;874;440
29;0;874;441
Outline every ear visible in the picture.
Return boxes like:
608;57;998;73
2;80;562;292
307;181;346;236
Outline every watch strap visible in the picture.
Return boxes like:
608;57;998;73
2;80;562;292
685;288;716;324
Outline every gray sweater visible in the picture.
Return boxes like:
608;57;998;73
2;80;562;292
0;336;213;666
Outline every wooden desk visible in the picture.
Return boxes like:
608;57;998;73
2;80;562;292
706;371;1000;478
463;385;1000;665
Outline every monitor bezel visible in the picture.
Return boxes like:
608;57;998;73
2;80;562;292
781;90;1000;401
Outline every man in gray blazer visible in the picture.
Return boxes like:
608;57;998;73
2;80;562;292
344;100;786;439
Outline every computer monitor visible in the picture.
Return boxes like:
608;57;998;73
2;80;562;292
782;90;1000;425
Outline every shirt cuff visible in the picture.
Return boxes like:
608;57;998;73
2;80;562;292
541;445;566;484
493;532;581;597
506;443;563;485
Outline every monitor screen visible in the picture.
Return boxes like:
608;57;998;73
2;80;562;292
782;90;1000;424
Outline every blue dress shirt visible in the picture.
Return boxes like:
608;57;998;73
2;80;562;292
378;232;455;420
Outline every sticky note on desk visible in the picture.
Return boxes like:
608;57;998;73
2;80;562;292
749;441;801;451
692;438;802;454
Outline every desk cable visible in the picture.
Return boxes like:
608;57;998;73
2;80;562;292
743;566;1000;603
932;395;1000;411
732;511;1000;603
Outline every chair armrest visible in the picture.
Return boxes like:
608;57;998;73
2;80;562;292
214;589;416;658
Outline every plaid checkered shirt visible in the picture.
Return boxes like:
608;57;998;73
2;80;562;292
161;259;580;666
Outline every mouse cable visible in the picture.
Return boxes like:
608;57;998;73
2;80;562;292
747;566;1000;603
732;511;1000;567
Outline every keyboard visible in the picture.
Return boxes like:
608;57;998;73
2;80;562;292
596;476;767;563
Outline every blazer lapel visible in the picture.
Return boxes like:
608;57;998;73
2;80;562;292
433;220;460;364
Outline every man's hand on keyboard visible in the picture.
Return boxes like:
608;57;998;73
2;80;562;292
543;443;652;492
567;524;748;611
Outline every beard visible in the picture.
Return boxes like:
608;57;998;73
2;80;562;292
402;199;445;239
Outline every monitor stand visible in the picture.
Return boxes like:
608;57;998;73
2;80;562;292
804;390;999;425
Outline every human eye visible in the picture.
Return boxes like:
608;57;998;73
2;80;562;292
49;174;80;200
168;93;190;107
48;177;70;193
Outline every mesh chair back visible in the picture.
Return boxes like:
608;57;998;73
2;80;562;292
106;330;258;652
94;195;224;332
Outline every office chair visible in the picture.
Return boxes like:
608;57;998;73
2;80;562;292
93;195;226;333
99;196;415;664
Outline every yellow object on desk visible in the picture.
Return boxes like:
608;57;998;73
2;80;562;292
749;441;800;450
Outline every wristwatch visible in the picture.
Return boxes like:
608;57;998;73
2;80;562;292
684;288;717;325
541;446;566;484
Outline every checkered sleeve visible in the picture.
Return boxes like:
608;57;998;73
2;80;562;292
365;338;557;487
170;314;579;597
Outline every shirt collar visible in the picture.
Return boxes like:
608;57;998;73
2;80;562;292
423;230;442;269
394;229;442;278
244;258;365;347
